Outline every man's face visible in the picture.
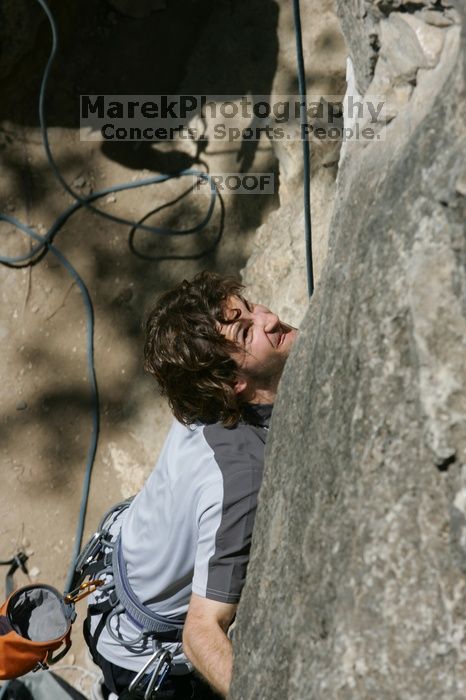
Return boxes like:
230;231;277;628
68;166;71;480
218;295;298;401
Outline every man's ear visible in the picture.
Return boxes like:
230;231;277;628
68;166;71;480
233;374;248;396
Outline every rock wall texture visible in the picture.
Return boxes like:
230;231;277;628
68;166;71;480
231;1;466;699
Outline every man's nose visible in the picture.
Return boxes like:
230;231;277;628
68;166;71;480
254;306;279;331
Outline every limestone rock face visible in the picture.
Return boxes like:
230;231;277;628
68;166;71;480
231;2;466;699
336;0;460;92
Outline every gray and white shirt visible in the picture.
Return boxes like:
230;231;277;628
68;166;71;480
90;403;272;672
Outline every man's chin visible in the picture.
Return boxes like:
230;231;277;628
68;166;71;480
281;326;298;352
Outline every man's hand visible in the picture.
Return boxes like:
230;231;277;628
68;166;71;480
183;593;237;698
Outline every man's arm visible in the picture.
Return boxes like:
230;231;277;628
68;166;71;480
183;592;237;698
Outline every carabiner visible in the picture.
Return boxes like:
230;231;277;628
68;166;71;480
128;647;172;699
74;531;104;573
145;650;172;699
65;579;104;604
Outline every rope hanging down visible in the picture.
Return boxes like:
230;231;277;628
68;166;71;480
292;0;314;298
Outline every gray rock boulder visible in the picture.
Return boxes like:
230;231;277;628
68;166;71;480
231;2;466;699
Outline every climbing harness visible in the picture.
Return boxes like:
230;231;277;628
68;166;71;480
76;501;185;646
72;500;185;698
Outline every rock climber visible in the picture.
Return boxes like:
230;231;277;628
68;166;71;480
84;270;298;699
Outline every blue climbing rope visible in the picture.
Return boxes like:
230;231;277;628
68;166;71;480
292;0;314;298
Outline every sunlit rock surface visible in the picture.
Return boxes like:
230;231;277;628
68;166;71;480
231;1;466;698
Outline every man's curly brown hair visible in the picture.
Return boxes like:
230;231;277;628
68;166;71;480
144;271;248;427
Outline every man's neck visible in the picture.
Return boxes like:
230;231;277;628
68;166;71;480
243;387;277;405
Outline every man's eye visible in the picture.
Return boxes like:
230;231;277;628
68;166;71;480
243;328;249;342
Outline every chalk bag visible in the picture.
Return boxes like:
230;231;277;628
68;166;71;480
0;584;73;680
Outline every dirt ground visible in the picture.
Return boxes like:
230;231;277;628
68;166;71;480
0;0;345;695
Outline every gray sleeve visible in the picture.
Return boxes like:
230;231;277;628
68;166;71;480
206;466;262;603
192;426;264;604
